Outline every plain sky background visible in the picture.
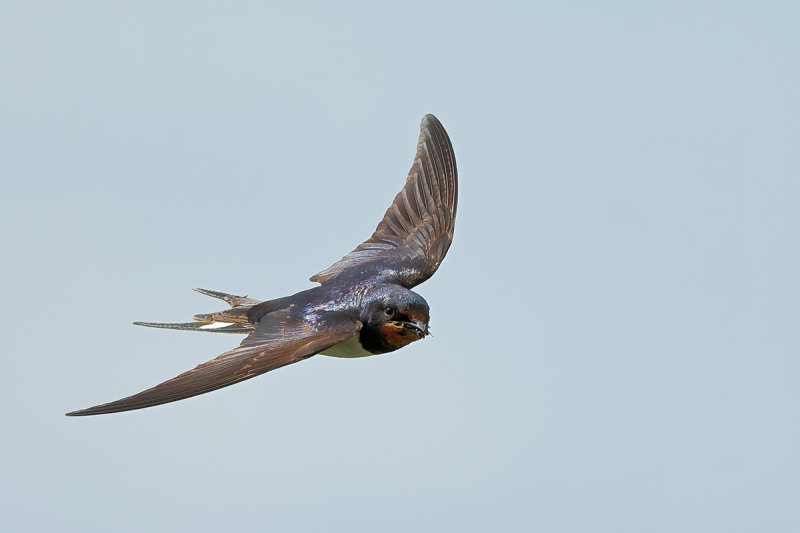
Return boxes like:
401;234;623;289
2;1;798;531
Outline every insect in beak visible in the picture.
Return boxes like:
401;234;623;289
399;320;428;338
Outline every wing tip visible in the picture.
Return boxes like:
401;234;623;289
418;114;452;156
65;403;118;416
420;113;441;129
65;402;147;417
65;407;98;417
65;397;154;416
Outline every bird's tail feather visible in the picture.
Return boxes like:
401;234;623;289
192;288;262;307
133;288;262;334
132;320;254;333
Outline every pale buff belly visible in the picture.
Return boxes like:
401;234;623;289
320;334;375;358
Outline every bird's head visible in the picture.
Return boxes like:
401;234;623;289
360;285;430;353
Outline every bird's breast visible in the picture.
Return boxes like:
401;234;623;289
320;333;375;358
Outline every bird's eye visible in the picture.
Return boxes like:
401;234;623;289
385;307;395;317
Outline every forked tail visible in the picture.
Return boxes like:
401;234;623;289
133;288;262;334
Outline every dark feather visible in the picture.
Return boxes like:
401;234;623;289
310;114;457;288
66;310;360;416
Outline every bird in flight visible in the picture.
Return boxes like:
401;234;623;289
66;114;457;416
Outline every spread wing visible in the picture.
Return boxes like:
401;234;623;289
66;309;360;416
311;114;457;288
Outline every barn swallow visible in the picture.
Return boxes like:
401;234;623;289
66;114;457;416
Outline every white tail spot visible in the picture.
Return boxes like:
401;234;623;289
199;321;235;330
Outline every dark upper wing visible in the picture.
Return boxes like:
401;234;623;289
310;114;457;288
66;309;360;416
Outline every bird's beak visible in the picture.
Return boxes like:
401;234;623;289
401;320;428;338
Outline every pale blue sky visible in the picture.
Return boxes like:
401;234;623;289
2;2;798;531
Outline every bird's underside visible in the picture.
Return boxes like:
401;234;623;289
66;114;457;416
